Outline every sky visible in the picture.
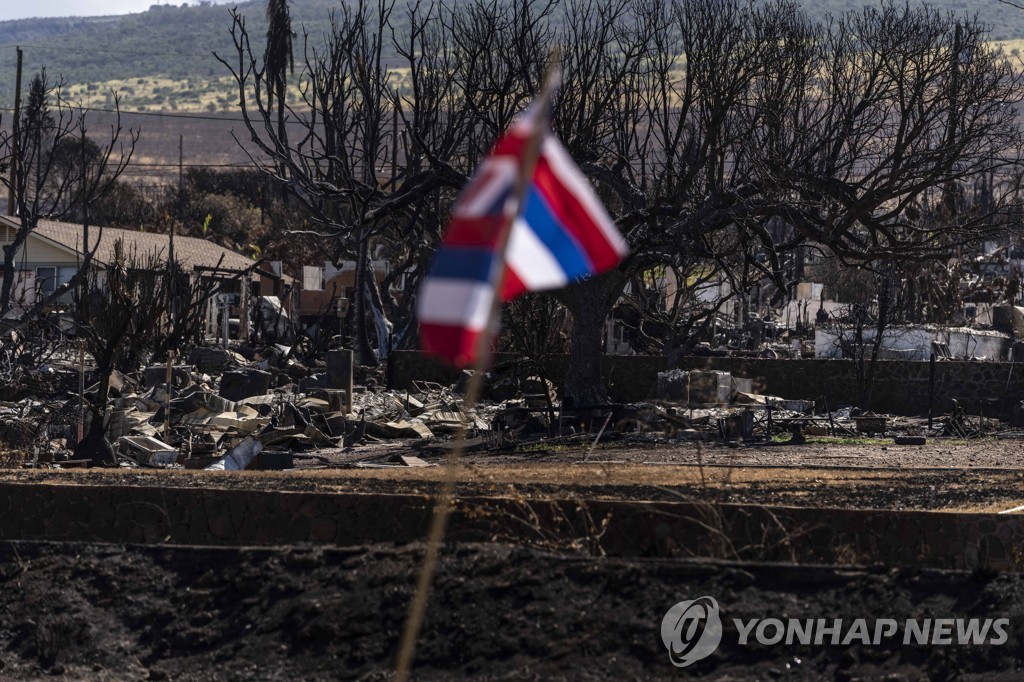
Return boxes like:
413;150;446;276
0;1;235;23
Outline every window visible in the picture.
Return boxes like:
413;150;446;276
35;267;57;297
57;266;77;289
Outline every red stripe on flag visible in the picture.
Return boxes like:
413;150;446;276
500;267;526;300
492;130;528;157
531;155;621;272
444;215;506;247
420;322;484;368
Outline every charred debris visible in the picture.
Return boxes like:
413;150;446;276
0;339;1012;470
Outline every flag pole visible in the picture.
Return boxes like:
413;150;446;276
394;54;562;682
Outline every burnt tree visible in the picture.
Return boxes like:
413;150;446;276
0;71;137;319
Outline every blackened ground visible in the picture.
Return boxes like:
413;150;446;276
1;439;1022;679
0;541;1021;680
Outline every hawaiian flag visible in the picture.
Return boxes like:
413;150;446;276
417;108;628;367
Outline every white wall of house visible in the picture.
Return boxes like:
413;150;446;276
2;236;78;265
0;231;89;304
815;325;1011;361
302;266;324;291
605;319;632;354
779;299;847;329
323;260;390;281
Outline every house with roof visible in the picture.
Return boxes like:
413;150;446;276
0;216;284;338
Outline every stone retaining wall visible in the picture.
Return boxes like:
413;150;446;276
390;351;1024;415
6;483;1022;571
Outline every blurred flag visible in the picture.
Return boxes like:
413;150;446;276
417;108;628;367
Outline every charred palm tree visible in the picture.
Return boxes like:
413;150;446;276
265;0;294;194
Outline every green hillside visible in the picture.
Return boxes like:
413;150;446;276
0;0;344;107
0;0;1021;187
0;0;1023;112
805;0;1024;36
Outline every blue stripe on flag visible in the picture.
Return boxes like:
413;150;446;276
428;245;495;283
483;185;512;217
520;185;593;280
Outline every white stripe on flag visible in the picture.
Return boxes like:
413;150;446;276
417;278;494;331
452;157;518;218
541;137;628;256
506;216;570;292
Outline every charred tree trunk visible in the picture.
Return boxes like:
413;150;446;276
73;352;116;466
364;257;392;360
352;236;377;366
562;276;622;406
861;275;894;411
73;417;115;466
0;226;32;314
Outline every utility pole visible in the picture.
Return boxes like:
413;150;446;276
178;133;183;192
7;46;23;216
390;94;399;189
169;136;179;337
942;22;963;218
168;211;175;330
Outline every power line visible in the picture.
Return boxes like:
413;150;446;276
125;162;255;168
8;43;225;60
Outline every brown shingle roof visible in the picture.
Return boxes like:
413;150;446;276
32;220;259;274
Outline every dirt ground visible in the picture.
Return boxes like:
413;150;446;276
6;436;1024;513
3;437;1024;679
0;540;1022;680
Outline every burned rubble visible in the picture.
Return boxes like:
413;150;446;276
0;340;496;469
0;339;1015;472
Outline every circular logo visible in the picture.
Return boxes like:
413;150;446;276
661;596;723;668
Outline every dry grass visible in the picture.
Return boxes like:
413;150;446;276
0;461;965;487
64;76;241;113
3;437;1023;513
64;69;415;114
997;39;1024;58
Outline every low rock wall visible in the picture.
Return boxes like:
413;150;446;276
5;483;1022;571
